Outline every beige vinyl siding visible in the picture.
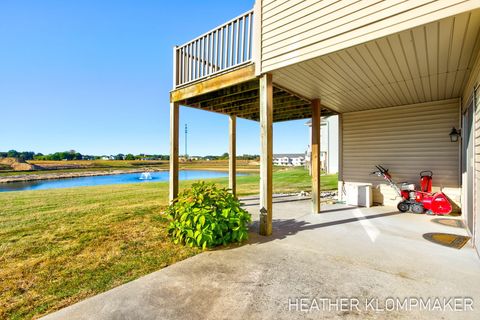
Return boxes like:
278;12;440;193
260;0;480;73
342;99;460;205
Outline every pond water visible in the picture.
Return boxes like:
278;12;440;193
0;170;241;192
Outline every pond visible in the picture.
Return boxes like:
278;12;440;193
0;170;242;192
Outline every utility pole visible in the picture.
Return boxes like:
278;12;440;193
184;123;188;160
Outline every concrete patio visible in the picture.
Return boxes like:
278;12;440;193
42;196;480;319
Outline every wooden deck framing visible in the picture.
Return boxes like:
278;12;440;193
170;65;336;122
169;65;336;234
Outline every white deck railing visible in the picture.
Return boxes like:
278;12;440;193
173;9;254;88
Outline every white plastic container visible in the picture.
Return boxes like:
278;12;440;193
345;183;373;207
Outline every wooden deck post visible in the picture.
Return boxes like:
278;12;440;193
169;102;179;202
259;74;273;236
229;115;237;195
311;99;321;213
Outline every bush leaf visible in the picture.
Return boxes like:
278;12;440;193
166;182;251;249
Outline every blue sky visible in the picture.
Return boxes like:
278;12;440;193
0;0;310;156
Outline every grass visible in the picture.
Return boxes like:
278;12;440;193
0;167;337;319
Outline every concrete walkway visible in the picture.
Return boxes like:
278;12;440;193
42;196;480;319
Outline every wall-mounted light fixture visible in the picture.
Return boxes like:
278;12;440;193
449;127;461;142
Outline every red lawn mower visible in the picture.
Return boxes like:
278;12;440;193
371;165;452;215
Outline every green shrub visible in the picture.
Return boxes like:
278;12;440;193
167;182;251;249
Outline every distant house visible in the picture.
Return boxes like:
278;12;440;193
101;156;115;160
273;154;305;167
304;148;327;172
305;116;339;174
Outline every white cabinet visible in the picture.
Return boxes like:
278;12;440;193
345;183;372;208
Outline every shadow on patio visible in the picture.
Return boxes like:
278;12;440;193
247;211;402;244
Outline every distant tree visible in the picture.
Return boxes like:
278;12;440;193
238;154;260;160
125;154;135;160
50;153;62;161
34;153;45;160
7;150;19;158
19;151;35;160
60;152;72;160
114;154;125;160
74;152;83;160
220;152;229;160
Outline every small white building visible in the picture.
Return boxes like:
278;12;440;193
305;147;327;172
305;115;339;174
273;154;305;167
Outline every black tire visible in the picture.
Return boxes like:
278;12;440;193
411;203;425;214
397;201;410;213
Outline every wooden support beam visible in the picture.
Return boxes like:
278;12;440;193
274;113;312;122
239;102;309;117
259;74;273;236
191;88;259;109
170;64;256;102
229;115;237;195
184;81;259;105
272;82;311;103
169;102;179;202
199;91;291;113
311;99;321;213
207;94;301;117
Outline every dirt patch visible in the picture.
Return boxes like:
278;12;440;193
0;158;43;171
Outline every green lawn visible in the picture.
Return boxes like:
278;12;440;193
0;167;337;319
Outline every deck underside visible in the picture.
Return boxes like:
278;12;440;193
170;65;337;122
